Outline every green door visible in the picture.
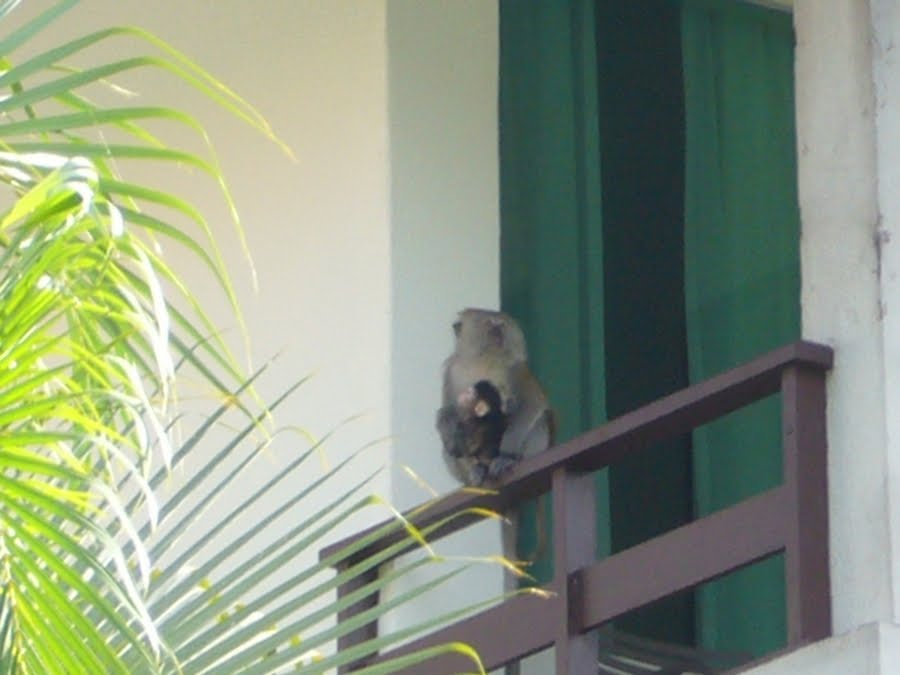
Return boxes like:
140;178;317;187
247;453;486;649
500;0;610;583
500;0;799;658
682;0;800;655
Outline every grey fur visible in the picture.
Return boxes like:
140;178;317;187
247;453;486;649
436;308;555;594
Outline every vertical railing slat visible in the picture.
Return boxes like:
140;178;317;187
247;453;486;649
553;466;599;674
336;565;379;673
782;365;831;645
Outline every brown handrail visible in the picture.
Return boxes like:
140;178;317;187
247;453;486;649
320;340;833;673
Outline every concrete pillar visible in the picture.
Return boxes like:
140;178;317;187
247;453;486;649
384;0;503;634
796;0;900;634
869;0;900;627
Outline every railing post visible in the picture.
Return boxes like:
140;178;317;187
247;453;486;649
552;466;598;674
336;564;379;673
781;364;831;645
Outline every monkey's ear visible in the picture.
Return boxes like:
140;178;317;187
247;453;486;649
453;320;462;337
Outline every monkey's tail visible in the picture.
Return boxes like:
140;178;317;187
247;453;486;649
530;495;549;564
521;494;549;566
501;509;520;593
501;495;549;591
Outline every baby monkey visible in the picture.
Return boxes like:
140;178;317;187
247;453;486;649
442;379;511;486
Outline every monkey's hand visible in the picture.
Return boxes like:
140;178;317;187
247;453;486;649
486;451;521;482
465;461;489;487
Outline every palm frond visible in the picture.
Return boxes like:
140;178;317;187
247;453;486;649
132;384;490;674
0;1;271;670
0;2;496;673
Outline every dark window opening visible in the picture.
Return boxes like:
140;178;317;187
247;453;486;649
500;0;799;660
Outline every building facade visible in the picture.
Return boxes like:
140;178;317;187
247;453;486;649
62;0;900;672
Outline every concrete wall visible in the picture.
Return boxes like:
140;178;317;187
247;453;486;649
795;0;890;632
745;622;900;675
39;0;502;651
795;0;900;671
868;0;900;627
384;0;503;632
34;0;900;670
36;0;397;527
27;0;396;630
795;0;900;643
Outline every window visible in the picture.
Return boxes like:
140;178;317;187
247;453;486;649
500;0;799;659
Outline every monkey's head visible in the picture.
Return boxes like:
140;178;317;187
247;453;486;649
457;379;504;418
452;308;527;363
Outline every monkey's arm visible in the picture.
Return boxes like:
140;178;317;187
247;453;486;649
487;409;553;480
499;363;553;457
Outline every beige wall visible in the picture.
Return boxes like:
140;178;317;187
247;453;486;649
41;0;503;648
67;0;394;478
37;0;900;671
33;0;395;590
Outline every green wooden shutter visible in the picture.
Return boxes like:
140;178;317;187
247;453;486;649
499;0;800;658
682;0;800;657
500;0;695;644
499;0;609;581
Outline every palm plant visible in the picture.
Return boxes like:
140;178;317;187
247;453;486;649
0;1;494;672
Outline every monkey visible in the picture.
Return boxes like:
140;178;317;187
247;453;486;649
436;308;554;599
435;309;555;675
439;379;509;486
437;308;554;487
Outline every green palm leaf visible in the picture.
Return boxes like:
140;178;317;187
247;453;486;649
0;2;496;673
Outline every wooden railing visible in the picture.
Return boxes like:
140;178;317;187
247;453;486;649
320;340;834;673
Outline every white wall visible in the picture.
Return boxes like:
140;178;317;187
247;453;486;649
795;0;900;644
795;0;892;633
868;0;900;627
385;0;504;633
46;0;900;670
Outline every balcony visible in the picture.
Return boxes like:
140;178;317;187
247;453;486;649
320;340;833;674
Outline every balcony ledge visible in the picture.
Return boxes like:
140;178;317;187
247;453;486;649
741;622;900;675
